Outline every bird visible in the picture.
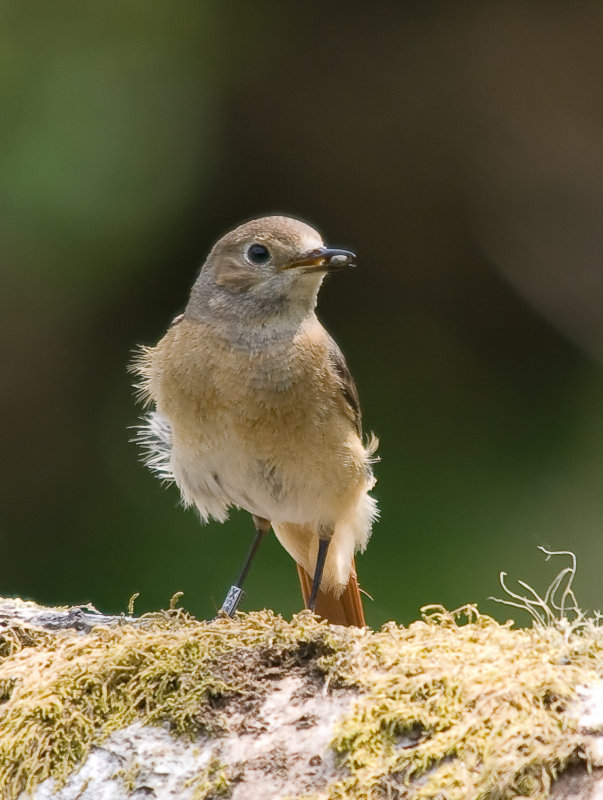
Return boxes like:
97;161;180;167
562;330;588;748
132;215;378;626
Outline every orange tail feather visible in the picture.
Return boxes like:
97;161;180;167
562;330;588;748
297;560;366;627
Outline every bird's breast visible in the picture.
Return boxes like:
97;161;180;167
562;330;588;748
148;317;367;523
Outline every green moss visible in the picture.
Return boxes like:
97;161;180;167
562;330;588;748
0;608;335;798
185;756;230;800
0;605;601;800
0;621;52;660
303;605;603;800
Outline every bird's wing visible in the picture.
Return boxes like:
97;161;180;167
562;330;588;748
326;334;362;437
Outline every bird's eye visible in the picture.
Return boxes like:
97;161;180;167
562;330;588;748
247;243;271;264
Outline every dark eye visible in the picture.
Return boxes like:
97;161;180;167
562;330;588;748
247;243;271;264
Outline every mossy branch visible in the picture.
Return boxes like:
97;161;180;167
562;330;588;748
1;597;603;799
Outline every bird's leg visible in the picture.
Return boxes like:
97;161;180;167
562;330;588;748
220;515;271;617
308;532;332;612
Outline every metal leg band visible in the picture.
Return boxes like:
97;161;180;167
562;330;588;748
221;585;245;617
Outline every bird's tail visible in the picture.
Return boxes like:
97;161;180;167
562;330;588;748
296;560;366;627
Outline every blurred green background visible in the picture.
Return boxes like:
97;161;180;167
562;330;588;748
3;2;603;629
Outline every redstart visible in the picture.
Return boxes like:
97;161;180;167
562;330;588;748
132;216;378;626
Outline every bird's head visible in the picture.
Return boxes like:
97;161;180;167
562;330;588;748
186;216;356;324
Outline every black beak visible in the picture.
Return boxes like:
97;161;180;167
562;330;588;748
280;246;357;274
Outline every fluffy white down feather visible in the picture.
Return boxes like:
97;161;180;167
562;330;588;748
135;411;377;594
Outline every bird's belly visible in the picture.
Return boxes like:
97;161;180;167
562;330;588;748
171;424;362;526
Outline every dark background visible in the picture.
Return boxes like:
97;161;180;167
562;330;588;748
3;2;603;628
